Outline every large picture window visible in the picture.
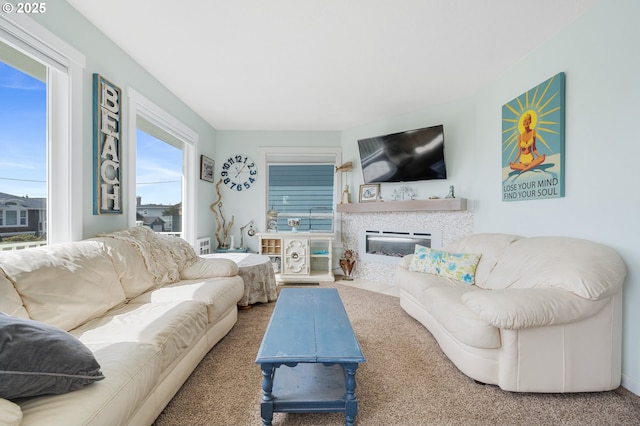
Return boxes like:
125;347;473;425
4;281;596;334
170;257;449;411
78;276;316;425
0;52;46;246
1;14;85;248
127;89;197;245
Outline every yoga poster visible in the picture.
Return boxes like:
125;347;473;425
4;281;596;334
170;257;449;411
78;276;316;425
501;72;565;201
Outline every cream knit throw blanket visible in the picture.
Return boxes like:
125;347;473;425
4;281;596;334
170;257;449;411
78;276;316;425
99;226;198;285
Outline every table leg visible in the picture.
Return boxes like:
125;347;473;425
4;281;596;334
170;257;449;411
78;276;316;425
343;363;359;426
260;364;275;426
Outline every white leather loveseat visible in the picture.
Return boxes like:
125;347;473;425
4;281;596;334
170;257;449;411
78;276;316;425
396;233;626;393
0;226;244;425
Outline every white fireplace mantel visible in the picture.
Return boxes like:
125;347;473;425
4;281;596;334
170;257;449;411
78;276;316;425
336;198;466;213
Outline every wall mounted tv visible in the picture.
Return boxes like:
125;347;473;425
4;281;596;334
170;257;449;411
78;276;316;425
357;124;447;184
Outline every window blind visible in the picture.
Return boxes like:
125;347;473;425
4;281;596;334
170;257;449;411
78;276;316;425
268;164;334;232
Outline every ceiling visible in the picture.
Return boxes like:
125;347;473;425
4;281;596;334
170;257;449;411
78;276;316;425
65;0;598;131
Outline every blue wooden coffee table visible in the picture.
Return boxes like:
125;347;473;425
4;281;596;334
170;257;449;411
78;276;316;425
255;288;366;426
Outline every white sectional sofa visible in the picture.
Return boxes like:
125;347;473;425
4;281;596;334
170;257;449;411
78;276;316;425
396;233;626;393
0;226;244;425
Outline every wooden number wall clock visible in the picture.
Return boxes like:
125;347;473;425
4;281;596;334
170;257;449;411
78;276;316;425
220;154;258;191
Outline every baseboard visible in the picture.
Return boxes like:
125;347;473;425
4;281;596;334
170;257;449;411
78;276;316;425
621;374;640;396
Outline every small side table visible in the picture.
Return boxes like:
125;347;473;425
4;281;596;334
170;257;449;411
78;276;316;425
201;253;277;307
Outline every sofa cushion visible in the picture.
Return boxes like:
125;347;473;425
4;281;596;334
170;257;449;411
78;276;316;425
423;287;501;349
487;237;626;299
180;258;239;279
131;276;245;323
409;245;481;284
0;241;126;331
71;301;208;371
444;233;521;289
0;271;29;319
17;342;162;426
0;313;104;400
90;237;157;299
397;261;450;299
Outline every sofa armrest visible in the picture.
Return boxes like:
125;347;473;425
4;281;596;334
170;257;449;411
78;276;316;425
0;398;22;426
398;254;413;269
180;258;239;279
461;288;610;330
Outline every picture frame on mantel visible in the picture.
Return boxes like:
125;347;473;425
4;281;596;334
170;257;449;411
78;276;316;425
200;155;215;182
359;184;380;202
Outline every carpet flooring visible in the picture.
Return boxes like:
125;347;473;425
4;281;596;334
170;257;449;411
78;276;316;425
153;282;640;425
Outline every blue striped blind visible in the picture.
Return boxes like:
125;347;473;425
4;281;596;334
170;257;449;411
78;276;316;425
268;164;334;232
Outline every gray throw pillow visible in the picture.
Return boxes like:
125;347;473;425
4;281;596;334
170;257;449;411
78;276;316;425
0;313;105;400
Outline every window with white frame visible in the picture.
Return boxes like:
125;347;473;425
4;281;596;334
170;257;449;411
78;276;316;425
0;14;85;246
2;208;27;226
263;148;341;233
128;89;198;245
0;48;45;242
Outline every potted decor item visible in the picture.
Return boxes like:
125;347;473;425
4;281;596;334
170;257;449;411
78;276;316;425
339;249;356;281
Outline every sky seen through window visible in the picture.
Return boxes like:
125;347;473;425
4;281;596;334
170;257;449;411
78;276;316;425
1;61;181;206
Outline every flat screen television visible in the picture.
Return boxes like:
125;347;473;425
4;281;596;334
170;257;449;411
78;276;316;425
357;124;447;184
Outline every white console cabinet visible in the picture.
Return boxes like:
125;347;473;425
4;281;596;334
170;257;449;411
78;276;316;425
258;233;334;283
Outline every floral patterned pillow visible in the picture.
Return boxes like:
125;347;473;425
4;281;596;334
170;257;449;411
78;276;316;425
408;244;481;285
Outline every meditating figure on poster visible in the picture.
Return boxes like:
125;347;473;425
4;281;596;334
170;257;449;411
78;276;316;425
510;113;545;172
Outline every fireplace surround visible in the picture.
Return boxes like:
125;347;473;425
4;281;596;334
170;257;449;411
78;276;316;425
340;209;474;285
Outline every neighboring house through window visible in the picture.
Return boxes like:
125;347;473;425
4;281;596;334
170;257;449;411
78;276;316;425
2;202;28;226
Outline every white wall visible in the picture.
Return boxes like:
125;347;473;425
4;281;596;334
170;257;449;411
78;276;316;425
341;97;477;205
472;0;640;394
215;131;341;252
341;0;640;395
31;3;218;240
